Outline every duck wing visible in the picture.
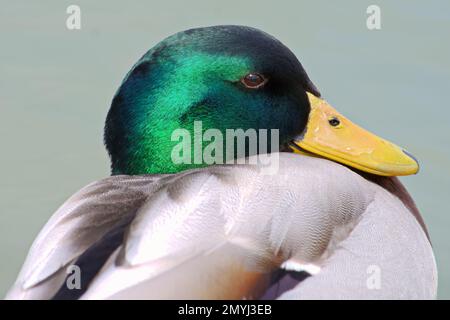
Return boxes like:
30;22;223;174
5;174;174;299
70;155;377;299
6;154;437;300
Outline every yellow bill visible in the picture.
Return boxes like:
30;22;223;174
291;92;419;176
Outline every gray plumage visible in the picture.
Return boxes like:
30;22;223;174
6;154;437;299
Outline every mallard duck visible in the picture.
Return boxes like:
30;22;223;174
6;25;436;300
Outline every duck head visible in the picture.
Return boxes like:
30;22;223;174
104;25;418;176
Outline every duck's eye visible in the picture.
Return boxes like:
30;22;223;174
328;117;341;127
241;73;267;89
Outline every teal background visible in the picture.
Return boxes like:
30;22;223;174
0;0;449;298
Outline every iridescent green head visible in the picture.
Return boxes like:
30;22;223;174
104;25;320;175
